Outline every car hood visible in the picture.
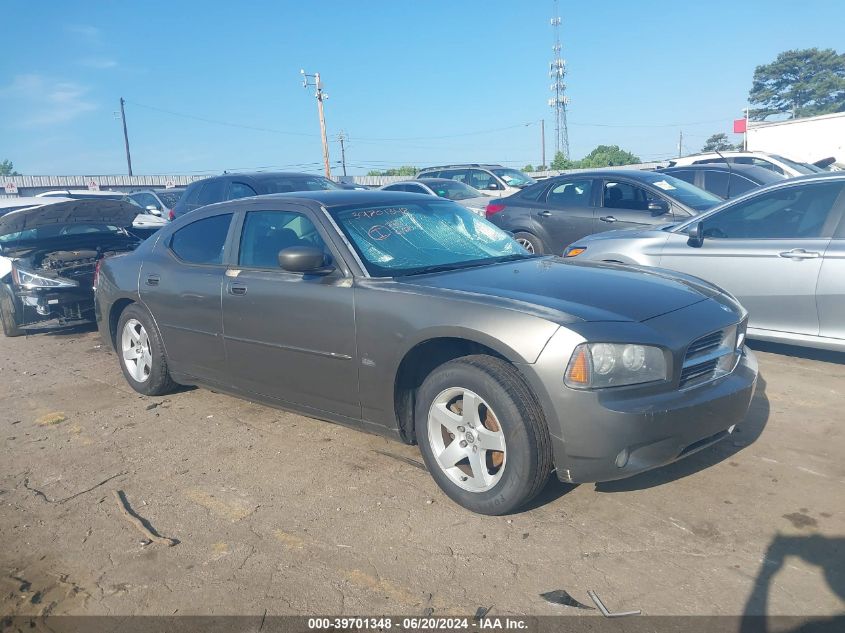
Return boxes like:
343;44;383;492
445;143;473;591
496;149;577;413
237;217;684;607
0;199;140;238
577;223;677;243
398;257;721;323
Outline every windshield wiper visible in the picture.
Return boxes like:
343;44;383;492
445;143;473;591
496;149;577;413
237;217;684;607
405;253;538;276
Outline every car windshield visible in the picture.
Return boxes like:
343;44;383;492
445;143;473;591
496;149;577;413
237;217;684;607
763;154;814;175
490;168;536;188
425;180;484;201
331;200;532;277
157;191;184;207
261;176;340;193
638;172;722;212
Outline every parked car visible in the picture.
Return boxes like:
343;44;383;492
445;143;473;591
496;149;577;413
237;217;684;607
128;188;186;218
335;182;374;190
563;173;845;352
0;199;142;337
96;190;757;514
34;189;166;235
171;172;340;219
485;169;722;254
416;164;536;197
659;164;786;199
1;196;73;215
666;151;822;178
380;178;491;216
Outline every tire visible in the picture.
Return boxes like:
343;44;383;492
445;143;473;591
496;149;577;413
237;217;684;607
416;355;553;515
0;295;24;337
116;304;177;396
513;232;545;255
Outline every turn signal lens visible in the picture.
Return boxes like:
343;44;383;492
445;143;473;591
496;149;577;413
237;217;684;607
564;247;586;257
565;346;591;386
485;202;506;218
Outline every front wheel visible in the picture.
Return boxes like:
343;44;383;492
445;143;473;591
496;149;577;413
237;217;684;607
416;355;553;515
0;295;24;337
116;304;177;396
513;232;545;255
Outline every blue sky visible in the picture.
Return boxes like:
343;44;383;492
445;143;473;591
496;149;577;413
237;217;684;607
2;0;844;176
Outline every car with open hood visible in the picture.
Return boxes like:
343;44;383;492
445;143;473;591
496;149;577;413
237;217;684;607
95;190;757;514
0;198;142;336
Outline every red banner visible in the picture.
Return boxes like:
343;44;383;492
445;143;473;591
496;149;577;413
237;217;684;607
733;118;747;133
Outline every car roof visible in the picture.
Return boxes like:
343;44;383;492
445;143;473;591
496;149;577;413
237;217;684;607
661;163;785;182
544;169;675;182
386;178;459;186
419;164;503;171
252;189;436;208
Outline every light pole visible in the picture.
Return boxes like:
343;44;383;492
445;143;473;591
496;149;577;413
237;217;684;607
301;70;331;179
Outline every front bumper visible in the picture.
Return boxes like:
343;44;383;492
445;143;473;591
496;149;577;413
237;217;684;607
520;325;758;484
5;284;95;329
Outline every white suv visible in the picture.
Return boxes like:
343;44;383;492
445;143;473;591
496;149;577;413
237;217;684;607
667;151;822;178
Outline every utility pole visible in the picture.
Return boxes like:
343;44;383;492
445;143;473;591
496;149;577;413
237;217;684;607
337;131;348;177
301;70;331;179
119;97;133;176
540;119;546;169
678;130;683;158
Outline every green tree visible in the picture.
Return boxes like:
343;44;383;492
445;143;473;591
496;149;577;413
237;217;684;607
366;166;418;177
522;164;535;172
701;133;734;152
0;159;20;176
550;152;576;170
578;145;640;168
749;48;845;120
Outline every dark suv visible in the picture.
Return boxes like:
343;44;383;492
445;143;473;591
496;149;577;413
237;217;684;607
171;172;339;219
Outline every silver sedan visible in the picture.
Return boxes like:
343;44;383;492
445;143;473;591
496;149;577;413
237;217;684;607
564;173;845;352
380;178;492;216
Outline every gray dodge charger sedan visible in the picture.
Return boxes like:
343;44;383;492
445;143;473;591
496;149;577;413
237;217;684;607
95;190;758;514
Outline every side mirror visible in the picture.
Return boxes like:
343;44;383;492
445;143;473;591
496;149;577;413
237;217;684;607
687;221;704;248
145;205;162;216
486;182;501;190
278;246;333;274
648;199;669;216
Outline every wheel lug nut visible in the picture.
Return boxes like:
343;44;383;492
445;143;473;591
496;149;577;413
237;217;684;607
457;426;465;433
472;445;478;453
459;440;467;448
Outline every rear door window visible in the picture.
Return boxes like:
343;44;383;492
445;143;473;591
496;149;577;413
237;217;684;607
546;179;593;206
170;213;233;264
195;179;228;207
703;171;731;198
667;170;696;185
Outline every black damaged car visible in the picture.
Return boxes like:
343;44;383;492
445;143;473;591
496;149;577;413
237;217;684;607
0;199;142;337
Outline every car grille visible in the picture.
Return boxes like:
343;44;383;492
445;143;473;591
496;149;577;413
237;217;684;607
679;321;745;390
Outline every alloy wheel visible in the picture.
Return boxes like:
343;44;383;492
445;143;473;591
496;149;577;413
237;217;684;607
427;387;507;492
121;319;152;383
516;238;535;253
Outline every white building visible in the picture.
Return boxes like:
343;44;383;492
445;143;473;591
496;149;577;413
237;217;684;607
747;111;845;165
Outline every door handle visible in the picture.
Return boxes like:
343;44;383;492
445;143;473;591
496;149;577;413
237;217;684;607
779;249;820;260
228;284;247;296
145;274;160;286
599;216;617;223
539;211;552;217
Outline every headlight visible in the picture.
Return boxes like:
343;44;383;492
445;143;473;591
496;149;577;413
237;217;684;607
563;246;586;257
12;266;78;289
565;342;668;389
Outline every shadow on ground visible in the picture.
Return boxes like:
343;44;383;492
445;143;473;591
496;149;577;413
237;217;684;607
741;533;845;632
748;340;845;365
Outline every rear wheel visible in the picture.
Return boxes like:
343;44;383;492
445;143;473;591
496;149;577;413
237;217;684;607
513;232;544;255
0;295;24;337
416;355;553;515
116;304;177;396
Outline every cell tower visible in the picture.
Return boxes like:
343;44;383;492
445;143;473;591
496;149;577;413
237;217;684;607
548;0;570;160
